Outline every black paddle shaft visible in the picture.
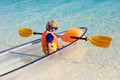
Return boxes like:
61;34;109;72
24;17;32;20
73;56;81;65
70;36;87;41
33;32;42;35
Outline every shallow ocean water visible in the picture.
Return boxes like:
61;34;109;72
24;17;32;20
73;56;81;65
0;0;120;51
0;0;120;80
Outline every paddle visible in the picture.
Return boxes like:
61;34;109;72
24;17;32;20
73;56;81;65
70;36;112;48
19;28;42;37
18;28;112;48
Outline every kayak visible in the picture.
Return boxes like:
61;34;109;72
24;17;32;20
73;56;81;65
0;27;87;77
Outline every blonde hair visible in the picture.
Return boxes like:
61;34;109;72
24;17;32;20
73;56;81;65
46;20;58;31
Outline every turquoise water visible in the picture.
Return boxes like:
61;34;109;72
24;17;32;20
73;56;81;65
0;0;120;79
0;0;120;53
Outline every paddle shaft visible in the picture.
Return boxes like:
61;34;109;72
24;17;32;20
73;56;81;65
33;32;42;35
33;32;88;41
70;36;87;41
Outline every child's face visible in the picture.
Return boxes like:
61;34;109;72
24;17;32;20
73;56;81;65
49;26;58;33
49;23;58;32
50;29;56;33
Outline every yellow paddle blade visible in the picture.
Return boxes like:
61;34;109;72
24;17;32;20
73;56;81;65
18;28;33;37
87;36;112;48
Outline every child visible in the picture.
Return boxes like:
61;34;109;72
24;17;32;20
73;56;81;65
41;20;61;54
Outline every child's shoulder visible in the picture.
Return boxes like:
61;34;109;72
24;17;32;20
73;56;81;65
46;33;53;37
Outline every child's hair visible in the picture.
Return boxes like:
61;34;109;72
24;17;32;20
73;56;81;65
46;20;58;31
